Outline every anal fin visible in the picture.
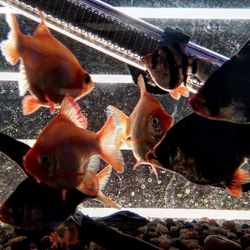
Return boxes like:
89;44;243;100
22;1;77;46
22;95;42;115
96;191;120;209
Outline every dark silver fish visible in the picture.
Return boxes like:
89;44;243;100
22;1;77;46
190;40;250;123
147;113;250;197
0;177;86;231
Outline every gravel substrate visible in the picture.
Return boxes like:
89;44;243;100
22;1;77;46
1;213;250;249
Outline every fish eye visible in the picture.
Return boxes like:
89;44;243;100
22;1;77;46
40;154;50;167
84;74;91;84
151;117;159;127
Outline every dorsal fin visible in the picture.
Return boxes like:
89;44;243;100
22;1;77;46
33;10;52;38
60;94;88;129
137;74;147;96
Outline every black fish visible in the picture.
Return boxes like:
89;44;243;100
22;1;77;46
141;27;212;100
190;40;250;123
0;177;86;231
147;113;250;197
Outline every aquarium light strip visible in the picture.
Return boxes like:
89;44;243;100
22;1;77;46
116;7;250;20
19;139;132;150
79;207;250;220
1;7;250;20
0;72;134;84
0;5;145;70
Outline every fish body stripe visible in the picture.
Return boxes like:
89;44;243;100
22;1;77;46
162;45;180;89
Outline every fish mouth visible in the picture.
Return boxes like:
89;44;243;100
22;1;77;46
189;93;210;117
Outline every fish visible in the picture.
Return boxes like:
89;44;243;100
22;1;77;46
0;168;118;232
140;27;190;100
0;177;86;231
23;94;124;202
1;7;94;115
141;27;211;100
189;40;250;123
146;113;250;197
107;75;173;179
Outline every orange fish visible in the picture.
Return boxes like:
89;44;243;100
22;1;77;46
107;75;173;179
23;94;124;206
1;9;94;115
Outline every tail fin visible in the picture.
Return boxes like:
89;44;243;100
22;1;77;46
22;95;42;115
169;83;189;100
106;105;129;148
226;168;250;197
97;115;124;173
1;9;21;65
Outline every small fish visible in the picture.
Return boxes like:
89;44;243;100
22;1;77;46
1;8;94;115
107;75;173;179
189;40;250;123
23;94;124;199
141;27;210;100
147;113;250;197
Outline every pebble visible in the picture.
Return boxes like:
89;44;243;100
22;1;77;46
158;236;171;249
222;221;236;232
156;223;169;234
241;233;250;248
181;239;201;249
204;235;241;250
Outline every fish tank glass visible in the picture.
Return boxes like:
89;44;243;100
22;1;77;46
0;0;250;248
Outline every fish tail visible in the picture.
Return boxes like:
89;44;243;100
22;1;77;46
169;83;189;100
1;9;21;65
97;115;125;173
106;105;129;148
22;95;42;115
226;169;250;197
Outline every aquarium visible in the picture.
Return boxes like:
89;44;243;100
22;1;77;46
0;0;250;249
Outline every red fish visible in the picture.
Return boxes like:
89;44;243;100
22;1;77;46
1;9;94;115
107;75;173;179
23;94;124;205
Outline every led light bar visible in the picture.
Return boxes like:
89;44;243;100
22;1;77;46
0;72;133;84
79;207;250;220
1;7;250;20
117;7;250;20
